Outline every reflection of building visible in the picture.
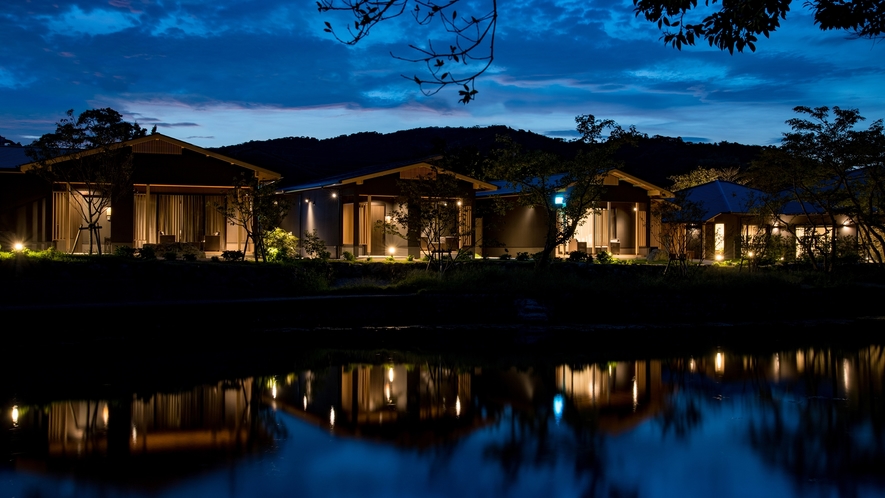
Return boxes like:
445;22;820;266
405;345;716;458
272;364;475;446
14;379;268;463
556;361;664;433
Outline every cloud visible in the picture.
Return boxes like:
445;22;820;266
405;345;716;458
157;122;200;127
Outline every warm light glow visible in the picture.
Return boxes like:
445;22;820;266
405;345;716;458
13;242;23;251
715;352;725;374
106;207;112;221
843;359;850;393
330;407;335;427
388;246;395;255
331;192;337;198
388;367;394;382
715;254;724;261
11;405;19;424
272;382;277;399
455;396;461;418
689;358;696;373
385;384;391;402
103;405;109;425
632;378;638;412
132;426;137;442
747;251;755;258
456;200;462;206
303;395;308;411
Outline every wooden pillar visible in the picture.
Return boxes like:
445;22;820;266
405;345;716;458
352;196;360;256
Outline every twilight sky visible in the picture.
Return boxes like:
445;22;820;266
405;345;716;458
1;0;882;148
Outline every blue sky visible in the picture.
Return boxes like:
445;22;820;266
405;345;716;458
1;0;882;148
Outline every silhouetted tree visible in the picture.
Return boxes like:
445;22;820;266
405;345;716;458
487;114;639;266
26;108;146;255
319;0;883;102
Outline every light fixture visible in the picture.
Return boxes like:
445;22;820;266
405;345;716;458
554;195;565;206
456;200;462;206
106;207;112;221
13;242;23;252
715;254;724;261
388;246;395;255
331;192;337;198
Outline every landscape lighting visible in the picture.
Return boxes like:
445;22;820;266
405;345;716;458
11;405;18;424
13;242;23;252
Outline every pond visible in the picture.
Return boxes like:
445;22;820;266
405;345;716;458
2;345;884;497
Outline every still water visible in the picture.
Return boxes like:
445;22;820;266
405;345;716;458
2;346;884;498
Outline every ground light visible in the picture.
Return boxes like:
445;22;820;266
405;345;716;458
13;242;24;252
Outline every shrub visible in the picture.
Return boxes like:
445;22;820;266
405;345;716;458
114;245;137;258
499;252;512;260
515;251;530;261
596;251;614;264
264;228;299;262
183;253;197;262
138;246;156;260
222;250;244;262
163;250;178;261
343;251;356;262
407;254;414;262
302;229;329;260
211;255;221;262
568;250;589;262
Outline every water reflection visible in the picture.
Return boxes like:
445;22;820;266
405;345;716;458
1;346;883;497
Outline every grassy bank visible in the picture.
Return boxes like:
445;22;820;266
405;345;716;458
3;250;884;327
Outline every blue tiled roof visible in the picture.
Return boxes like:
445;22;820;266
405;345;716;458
679;180;764;220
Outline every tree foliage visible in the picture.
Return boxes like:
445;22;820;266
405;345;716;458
751;106;885;270
635;0;885;53
486;114;638;266
319;0;880;102
668;166;745;191
318;0;495;103
214;173;290;262
26;108;147;255
654;193;707;275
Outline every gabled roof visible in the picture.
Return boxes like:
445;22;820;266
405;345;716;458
279;157;498;193
679;180;763;221
476;169;673;198
20;133;280;181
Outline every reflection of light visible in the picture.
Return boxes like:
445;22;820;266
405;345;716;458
330;407;335;427
303;395;307;411
132;426;137;442
715;352;724;374
103;405;109;425
797;351;805;373
843;359;850;393
553;394;564;424
455;396;461;418
689;358;696;373
385;384;391;402
774;353;780;382
388;367;394;382
632;378;638;412
11;405;19;424
272;382;277;399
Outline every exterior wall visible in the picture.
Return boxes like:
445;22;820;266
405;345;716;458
0;172;52;250
480;200;547;257
284;169;482;259
478;179;659;258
